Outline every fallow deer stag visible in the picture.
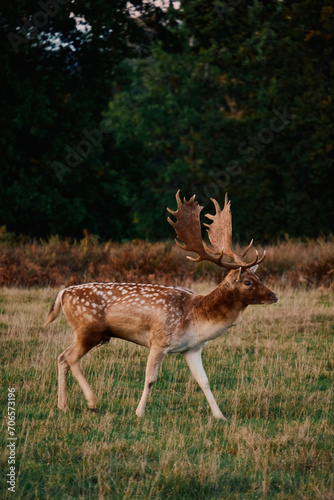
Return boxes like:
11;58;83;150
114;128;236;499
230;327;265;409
44;191;277;419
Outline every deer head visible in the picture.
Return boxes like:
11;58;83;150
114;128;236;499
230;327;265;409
224;267;277;305
167;190;277;305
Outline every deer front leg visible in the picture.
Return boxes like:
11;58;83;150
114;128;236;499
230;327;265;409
136;347;165;418
183;348;227;420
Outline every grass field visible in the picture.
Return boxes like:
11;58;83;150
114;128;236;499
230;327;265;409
1;284;334;499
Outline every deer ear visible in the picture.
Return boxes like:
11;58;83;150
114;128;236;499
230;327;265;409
226;268;241;283
250;264;258;274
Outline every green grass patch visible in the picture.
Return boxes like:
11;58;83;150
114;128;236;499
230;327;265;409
0;287;333;499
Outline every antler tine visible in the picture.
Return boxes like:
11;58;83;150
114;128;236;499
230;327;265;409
186;194;196;203
204;198;222;222
256;249;266;265
241;239;253;257
238;249;266;269
186;252;244;269
187;248;224;263
166;189;181;217
246;249;260;268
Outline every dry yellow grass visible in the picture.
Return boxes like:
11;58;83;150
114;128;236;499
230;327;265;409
0;284;333;499
1;235;333;288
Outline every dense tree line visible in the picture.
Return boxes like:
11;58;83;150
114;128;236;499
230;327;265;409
1;1;333;242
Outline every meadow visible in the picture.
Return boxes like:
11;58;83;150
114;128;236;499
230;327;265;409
1;279;333;499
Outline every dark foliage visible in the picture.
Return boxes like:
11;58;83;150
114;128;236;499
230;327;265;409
0;1;333;241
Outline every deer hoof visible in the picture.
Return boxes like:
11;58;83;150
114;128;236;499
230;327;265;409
214;412;227;421
58;405;69;412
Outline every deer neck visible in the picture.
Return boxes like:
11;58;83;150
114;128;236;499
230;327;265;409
192;283;247;337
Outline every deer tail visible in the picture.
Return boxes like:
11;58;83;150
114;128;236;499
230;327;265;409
43;289;66;327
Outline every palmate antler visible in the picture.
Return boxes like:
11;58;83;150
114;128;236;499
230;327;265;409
167;190;265;269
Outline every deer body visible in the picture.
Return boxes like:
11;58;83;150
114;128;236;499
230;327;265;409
45;191;277;419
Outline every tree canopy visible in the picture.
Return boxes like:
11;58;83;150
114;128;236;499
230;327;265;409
1;0;333;241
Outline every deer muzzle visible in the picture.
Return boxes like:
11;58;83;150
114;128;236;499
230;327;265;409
269;292;278;303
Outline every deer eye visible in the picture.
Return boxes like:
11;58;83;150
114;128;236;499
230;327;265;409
244;280;252;286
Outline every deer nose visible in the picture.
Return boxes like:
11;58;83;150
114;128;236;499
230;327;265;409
270;292;278;303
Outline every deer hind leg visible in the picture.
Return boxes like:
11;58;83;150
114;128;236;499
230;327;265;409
58;337;98;411
136;347;166;418
58;343;72;411
183;348;227;420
